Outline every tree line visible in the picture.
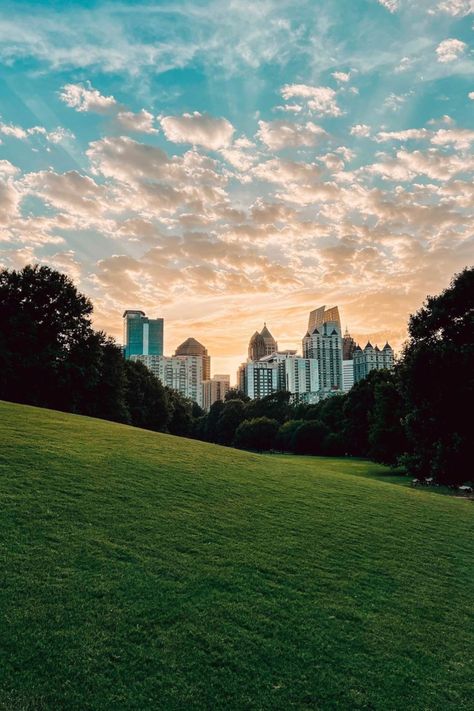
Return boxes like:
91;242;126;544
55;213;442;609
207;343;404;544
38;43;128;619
0;264;472;486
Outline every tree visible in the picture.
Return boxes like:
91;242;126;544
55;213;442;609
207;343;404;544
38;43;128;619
275;419;305;453
292;420;329;456
244;390;291;424
368;375;406;466
0;264;94;408
165;387;194;437
398;267;474;485
125;360;170;431
225;388;249;402
233;417;279;452
214;399;246;445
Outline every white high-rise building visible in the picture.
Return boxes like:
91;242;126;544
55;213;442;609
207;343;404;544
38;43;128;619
131;354;204;408
342;359;354;392
302;306;343;397
238;351;319;402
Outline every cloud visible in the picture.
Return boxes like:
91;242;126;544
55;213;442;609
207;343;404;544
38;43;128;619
0;122;27;140
378;0;400;12
252;158;322;184
375;129;430;142
366;148;474;181
383;91;414;111
429;1;474;16
430;128;474;149
116;110;158;134
350;124;371;137
0;122;73;144
332;71;350;83
468;91;474;100
256;120;326;150
160;112;235;150
436;38;467;63
281;84;342;117
60;82;117;113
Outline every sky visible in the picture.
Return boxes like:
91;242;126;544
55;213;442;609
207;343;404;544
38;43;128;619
0;0;473;380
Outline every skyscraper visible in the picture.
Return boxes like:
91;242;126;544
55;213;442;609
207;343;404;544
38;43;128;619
123;310;164;359
131;354;204;408
202;375;231;411
238;351;319;402
342;327;356;360
303;306;343;395
248;324;278;361
174;338;210;381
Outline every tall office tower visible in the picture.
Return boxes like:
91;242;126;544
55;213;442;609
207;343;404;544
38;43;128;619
131;354;204;408
237;360;280;400
353;342;394;383
202;375;231;411
307;305;341;336
248;324;278;361
342;327;356;360
238;351;319;402
261;352;320;403
303;306;343;396
342;360;355;392
123;310;164;359
174;338;210;381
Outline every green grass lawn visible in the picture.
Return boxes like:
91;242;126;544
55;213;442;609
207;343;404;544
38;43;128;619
0;401;472;710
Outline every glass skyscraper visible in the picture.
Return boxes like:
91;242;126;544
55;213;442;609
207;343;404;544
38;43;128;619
123;310;164;359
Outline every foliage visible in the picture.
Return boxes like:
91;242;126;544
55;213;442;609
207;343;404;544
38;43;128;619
399;267;474;485
275;419;305;452
292;419;330;456
233;416;279;451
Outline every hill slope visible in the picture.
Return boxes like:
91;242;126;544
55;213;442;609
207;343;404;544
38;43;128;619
0;401;472;710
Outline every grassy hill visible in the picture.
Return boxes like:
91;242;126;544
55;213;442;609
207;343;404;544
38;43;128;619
0;401;472;711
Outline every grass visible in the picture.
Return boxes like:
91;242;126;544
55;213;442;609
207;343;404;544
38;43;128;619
0;400;472;710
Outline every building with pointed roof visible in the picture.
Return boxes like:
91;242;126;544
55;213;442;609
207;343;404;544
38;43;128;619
342;327;356;361
248;324;278;361
353;341;394;383
303;306;343;396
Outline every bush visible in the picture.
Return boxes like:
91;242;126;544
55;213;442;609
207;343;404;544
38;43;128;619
233;417;279;452
292;420;329;456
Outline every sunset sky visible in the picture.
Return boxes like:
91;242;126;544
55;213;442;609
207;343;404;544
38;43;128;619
0;0;473;379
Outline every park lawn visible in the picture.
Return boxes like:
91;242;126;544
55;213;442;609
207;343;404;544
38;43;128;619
0;400;472;710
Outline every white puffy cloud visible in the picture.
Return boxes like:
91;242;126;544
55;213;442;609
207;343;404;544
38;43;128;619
394;57;414;73
116;110;158;134
0;122;28;139
281;84;342;117
468;91;474;100
252;158;321;184
431;128;474;149
23;170;108;218
430;1;474;16
378;0;399;12
0;122;74;143
256;120;326;150
375;129;430;142
160;112;235;150
367;149;474;181
436;38;467;63
59;82;117;113
350;124;371;137
332;71;350;83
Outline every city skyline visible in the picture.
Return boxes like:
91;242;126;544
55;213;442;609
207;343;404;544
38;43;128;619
0;1;472;378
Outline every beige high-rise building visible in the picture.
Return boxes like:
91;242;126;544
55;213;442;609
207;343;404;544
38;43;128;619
131;354;204;408
174;338;211;381
202;375;231;411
